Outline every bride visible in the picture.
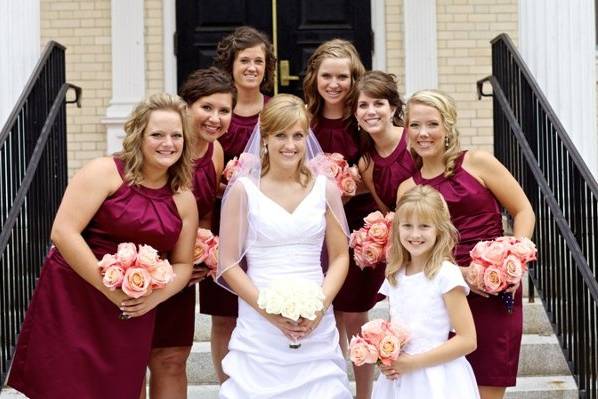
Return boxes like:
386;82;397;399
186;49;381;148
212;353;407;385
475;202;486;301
216;94;352;398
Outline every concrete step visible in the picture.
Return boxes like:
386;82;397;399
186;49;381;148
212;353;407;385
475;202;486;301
185;333;568;384
1;375;579;399
194;297;553;342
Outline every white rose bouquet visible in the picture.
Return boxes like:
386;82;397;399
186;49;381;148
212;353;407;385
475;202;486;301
257;277;325;348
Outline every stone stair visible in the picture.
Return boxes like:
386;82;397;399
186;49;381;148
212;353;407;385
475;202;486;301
1;284;579;398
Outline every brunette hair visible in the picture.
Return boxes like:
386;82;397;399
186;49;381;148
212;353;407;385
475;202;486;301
405;89;461;178
214;26;276;93
179;66;237;108
354;70;405;168
259;94;312;187
303;39;365;126
386;185;458;285
120;93;193;192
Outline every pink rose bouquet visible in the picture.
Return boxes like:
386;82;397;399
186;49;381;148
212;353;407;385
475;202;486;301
350;211;395;269
222;153;260;183
349;319;409;366
307;152;358;196
98;242;176;300
467;236;537;312
193;228;219;278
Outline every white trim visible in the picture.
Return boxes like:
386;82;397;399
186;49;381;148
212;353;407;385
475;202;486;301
403;0;437;96
102;0;145;154
164;0;177;94
371;0;386;70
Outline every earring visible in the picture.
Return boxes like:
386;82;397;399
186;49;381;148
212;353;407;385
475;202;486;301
357;125;361;132
263;145;268;155
444;136;449;149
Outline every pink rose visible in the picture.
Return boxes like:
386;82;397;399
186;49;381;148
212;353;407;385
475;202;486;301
348;165;361;183
102;265;125;290
502;255;523;285
469;240;490;263
495;236;516;244
324;161;342;178
193;240;209;265
479;240;508;266
98;253;119;274
205;240;219;269
378;334;401;366
150;259;175;288
349;336;379;366
367;222;389;245
363;242;384;265
483;265;507;294
466;262;486;291
384;322;410;346
361;319;387;346
384;211;396;224
223;157;239;182
116;242;137;268
329;152;345;162
349;229;367;249
353;246;368;269
509;237;537;264
363;211;385;227
197;228;214;242
122;267;151;298
136;244;159;269
339;175;356;196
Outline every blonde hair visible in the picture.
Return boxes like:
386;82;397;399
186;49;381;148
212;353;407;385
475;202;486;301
405;90;461;178
303;39;365;126
386;185;458;285
259;94;312;186
120;93;193;192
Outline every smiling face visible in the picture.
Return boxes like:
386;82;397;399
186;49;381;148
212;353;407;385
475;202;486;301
397;211;437;265
355;92;397;136
407;103;447;160
232;45;266;91
263;121;307;172
316;57;352;109
141;109;184;170
188;92;233;143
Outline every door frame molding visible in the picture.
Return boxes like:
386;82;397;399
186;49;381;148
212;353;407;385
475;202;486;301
163;0;385;93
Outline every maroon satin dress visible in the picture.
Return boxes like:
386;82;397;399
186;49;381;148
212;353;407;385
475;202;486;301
153;143;217;347
204;98;270;317
413;151;522;387
313;116;383;312
8;158;182;399
371;129;416;210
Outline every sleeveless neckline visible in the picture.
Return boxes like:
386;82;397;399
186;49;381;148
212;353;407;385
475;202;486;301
414;151;467;185
194;142;214;168
112;157;173;199
253;175;322;216
371;128;408;167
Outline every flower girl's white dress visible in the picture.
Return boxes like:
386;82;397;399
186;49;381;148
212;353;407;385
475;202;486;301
372;261;480;399
219;175;351;399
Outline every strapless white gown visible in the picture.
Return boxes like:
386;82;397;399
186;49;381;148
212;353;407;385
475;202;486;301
219;175;351;399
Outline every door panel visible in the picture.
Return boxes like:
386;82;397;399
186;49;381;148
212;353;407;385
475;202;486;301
175;0;371;97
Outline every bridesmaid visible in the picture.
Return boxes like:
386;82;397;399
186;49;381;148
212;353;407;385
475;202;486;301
303;38;379;399
146;68;236;398
398;89;535;399
206;25;276;383
7;93;198;399
354;71;416;212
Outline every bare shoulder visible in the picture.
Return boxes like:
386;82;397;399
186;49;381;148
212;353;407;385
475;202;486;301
212;140;225;172
463;149;500;170
172;189;197;217
72;156;122;190
397;177;416;198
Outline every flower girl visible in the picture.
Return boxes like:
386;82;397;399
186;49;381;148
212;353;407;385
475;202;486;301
372;185;479;399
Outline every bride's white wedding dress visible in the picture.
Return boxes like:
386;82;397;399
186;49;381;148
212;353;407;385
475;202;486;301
219;175;352;399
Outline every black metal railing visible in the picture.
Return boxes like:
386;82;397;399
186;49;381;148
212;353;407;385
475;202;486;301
0;40;81;383
478;33;598;398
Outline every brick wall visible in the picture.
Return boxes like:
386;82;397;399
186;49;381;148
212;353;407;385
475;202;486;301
41;0;111;176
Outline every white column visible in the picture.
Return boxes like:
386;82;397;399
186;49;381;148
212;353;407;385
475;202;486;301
102;0;145;154
163;0;177;94
0;0;40;129
519;0;597;176
371;0;386;70
403;0;437;97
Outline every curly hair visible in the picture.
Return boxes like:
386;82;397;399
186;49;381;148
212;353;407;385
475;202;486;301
353;70;405;169
119;93;193;192
303;39;365;126
179;66;237;108
214;26;276;93
386;185;458;285
405;90;462;178
259;94;313;187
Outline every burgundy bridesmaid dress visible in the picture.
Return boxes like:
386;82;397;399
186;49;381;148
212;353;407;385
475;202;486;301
203;96;270;317
8;157;183;399
371;128;416;210
413;151;522;387
153;143;217;347
313;117;383;312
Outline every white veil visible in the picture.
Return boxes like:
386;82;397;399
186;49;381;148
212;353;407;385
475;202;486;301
215;123;350;293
